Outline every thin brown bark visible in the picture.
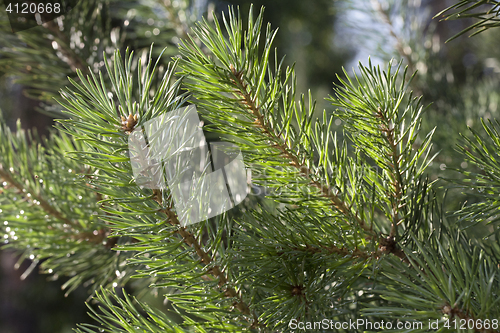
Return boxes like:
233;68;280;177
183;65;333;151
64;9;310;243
151;189;258;325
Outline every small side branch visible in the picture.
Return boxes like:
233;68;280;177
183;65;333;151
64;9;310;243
0;168;73;228
0;167;112;246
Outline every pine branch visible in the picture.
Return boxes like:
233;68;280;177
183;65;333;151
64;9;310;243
4;3;498;331
176;10;436;297
452;119;500;235
0;165;114;247
0;120;134;294
363;225;500;333
228;65;375;237
178;7;378;250
434;0;500;42
57;46;261;328
330;62;436;238
0;126;110;245
0;160;122;248
0;168;72;227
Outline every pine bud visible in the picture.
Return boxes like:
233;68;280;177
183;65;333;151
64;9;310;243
121;113;138;133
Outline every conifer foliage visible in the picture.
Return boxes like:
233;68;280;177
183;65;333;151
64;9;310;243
1;3;500;333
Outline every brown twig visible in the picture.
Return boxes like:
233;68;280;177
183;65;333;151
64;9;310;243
282;243;376;260
0;168;74;226
151;189;258;324
375;107;403;238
